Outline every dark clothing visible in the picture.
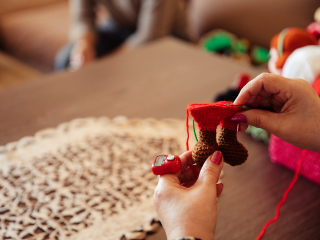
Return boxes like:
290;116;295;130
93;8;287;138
54;20;133;71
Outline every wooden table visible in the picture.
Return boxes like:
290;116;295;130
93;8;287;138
0;51;41;90
0;38;319;240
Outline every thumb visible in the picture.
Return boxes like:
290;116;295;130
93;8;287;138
234;109;280;134
195;151;223;188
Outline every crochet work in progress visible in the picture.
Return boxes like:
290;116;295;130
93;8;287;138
186;101;248;166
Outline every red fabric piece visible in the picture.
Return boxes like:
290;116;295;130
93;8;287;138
236;72;251;90
312;75;320;96
220;119;238;131
186;101;241;150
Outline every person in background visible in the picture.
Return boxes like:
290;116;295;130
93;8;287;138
55;0;193;71
154;73;320;239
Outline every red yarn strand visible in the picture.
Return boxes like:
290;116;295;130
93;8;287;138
186;108;190;151
256;149;307;240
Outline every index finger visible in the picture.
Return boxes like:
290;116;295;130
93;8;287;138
158;151;195;186
234;73;284;105
179;150;195;172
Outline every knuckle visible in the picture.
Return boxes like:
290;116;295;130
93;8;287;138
250;113;262;128
153;185;164;202
153;186;163;208
153;183;171;203
257;72;273;83
201;165;219;181
244;80;253;91
259;72;270;80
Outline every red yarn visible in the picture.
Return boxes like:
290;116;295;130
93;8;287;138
312;75;320;97
256;149;307;240
220;119;238;131
186;108;190;151
186;101;241;150
237;73;251;90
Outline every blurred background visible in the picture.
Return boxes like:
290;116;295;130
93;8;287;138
0;0;318;88
0;1;320;239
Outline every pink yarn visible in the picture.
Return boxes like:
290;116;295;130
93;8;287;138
269;135;320;185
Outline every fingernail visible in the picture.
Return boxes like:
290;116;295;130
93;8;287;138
217;182;224;187
230;114;247;123
210;151;222;165
237;123;249;132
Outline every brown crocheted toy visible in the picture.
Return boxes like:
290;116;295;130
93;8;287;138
186;101;248;166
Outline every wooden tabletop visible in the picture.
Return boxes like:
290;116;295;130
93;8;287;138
0;51;41;89
1;38;319;240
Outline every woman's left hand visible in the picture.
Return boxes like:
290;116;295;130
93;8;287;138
153;151;224;240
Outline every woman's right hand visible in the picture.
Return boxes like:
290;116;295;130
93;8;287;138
69;34;96;71
231;73;320;153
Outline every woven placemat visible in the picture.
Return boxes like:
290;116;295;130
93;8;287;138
0;117;194;240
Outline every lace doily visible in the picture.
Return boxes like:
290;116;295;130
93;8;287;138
0;117;193;240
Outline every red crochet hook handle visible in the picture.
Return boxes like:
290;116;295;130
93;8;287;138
151;154;182;175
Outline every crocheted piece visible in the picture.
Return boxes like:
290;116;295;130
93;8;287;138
0;117;190;240
192;130;218;166
186;102;248;166
187;102;241;131
218;128;248;166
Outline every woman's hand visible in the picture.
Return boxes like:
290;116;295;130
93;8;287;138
231;73;320;152
69;34;96;71
153;151;224;240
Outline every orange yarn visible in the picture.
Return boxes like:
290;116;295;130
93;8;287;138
270;28;318;69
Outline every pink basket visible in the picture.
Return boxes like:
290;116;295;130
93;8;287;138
269;135;320;185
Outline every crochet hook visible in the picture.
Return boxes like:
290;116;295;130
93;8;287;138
224;103;252;110
224;103;276;112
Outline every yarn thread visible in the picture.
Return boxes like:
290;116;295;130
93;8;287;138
256;149;307;240
193;119;198;142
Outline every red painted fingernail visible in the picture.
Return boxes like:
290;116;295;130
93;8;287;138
210;151;222;165
230;114;247;123
217;182;224;188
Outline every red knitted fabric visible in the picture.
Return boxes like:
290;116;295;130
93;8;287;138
186;101;241;150
312;75;320;96
220;119;238;131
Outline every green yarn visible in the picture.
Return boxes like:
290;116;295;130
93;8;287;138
245;125;269;144
202;32;249;55
193;119;198;142
202;33;233;52
251;46;270;64
233;39;249;54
